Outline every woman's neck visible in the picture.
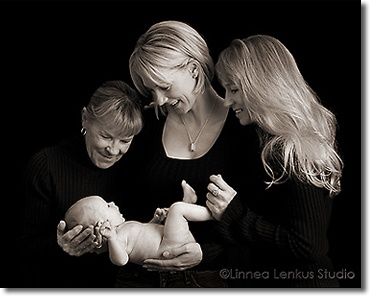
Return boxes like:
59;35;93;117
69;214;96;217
183;86;222;126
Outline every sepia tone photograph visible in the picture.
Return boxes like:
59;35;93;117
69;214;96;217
2;0;361;289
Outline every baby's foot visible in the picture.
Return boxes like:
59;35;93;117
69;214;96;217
182;180;197;204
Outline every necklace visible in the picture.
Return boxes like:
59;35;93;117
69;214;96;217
179;101;217;152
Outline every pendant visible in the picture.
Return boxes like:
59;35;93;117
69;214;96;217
190;143;196;152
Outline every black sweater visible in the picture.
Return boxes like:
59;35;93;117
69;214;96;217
17;135;133;287
127;109;251;269
216;125;339;287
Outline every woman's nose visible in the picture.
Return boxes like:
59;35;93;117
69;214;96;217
105;142;124;155
105;145;117;155
223;98;233;107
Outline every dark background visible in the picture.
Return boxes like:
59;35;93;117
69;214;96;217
1;0;361;288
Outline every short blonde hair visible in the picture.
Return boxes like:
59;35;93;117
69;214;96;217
129;20;214;98
86;81;143;137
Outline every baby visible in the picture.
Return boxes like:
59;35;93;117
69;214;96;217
64;181;213;266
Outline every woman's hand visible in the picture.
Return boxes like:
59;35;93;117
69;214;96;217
206;174;237;221
142;242;202;271
57;220;97;256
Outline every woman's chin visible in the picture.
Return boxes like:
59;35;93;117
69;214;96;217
239;117;252;126
95;161;115;169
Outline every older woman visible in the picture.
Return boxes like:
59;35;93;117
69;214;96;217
123;20;248;287
208;35;343;287
18;81;143;287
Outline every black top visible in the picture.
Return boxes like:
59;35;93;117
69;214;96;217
17;134;135;287
128;108;251;269
216;125;339;287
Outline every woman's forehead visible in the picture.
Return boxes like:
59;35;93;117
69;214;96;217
91;120;133;138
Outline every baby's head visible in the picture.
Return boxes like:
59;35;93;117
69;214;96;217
65;196;125;230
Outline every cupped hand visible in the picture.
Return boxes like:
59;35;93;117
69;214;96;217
143;242;202;271
206;174;237;221
57;220;97;256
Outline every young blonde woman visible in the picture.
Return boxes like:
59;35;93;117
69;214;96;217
209;35;343;287
123;20;249;287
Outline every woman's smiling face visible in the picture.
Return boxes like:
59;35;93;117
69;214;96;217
84;120;134;169
142;63;198;115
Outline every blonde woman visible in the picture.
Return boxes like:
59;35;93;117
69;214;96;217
209;35;343;287
124;20;248;287
19;81;143;287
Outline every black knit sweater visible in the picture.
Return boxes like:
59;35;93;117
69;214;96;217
127;109;250;269
131;113;339;287
216;125;339;287
17;135;133;287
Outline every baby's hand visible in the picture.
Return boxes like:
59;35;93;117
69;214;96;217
151;208;169;224
99;220;116;239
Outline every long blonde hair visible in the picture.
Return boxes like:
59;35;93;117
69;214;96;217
216;35;343;196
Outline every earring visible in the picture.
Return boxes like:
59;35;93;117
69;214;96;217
81;127;87;136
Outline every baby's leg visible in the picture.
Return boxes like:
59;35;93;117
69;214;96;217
163;202;213;245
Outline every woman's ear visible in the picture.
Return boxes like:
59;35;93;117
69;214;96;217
188;61;199;79
81;107;87;127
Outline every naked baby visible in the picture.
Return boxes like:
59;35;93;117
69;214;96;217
64;181;213;266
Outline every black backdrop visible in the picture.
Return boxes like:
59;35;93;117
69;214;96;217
2;0;361;288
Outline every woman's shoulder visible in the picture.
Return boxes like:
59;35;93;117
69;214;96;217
27;135;83;168
28;143;61;165
223;114;261;150
271;174;330;202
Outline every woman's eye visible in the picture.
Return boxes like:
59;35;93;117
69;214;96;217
120;139;132;144
101;135;112;140
161;86;171;91
230;88;238;94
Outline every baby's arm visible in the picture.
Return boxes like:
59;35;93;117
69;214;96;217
99;221;129;266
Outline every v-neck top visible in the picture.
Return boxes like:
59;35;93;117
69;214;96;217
128;108;255;269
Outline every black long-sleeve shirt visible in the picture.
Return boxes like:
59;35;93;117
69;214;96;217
127;109;250;269
216;125;339;287
17;135;133;287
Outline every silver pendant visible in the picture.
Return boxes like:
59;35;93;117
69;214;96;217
190;143;196;152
